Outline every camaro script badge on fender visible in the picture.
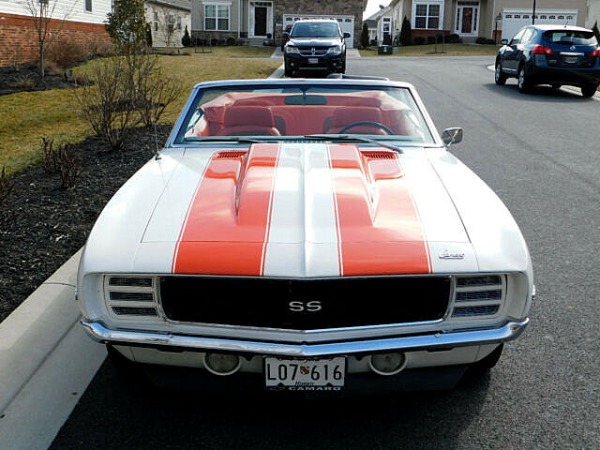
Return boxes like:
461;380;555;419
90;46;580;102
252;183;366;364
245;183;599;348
439;250;465;260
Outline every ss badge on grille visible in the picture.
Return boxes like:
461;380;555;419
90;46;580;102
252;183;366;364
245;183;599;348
288;300;322;312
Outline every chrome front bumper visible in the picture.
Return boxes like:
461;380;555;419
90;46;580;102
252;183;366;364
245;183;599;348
80;318;529;357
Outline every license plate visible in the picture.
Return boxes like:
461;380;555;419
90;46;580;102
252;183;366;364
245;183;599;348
308;57;319;64
265;357;345;389
563;56;578;64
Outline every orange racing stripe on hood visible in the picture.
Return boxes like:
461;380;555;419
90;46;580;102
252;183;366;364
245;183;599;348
328;145;431;275
172;145;279;275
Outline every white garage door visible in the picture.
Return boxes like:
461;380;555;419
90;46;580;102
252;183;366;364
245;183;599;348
502;9;578;41
282;14;355;48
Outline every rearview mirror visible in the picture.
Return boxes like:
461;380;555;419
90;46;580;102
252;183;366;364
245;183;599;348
442;127;463;146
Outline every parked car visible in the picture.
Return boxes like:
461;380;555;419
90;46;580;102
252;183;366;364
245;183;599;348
495;24;600;97
283;19;349;77
77;76;534;396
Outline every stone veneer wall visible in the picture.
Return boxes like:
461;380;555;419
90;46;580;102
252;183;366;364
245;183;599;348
0;13;111;68
273;0;366;47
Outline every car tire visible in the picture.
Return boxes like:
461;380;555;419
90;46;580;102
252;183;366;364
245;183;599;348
284;65;293;78
581;83;598;98
462;343;504;382
106;344;152;389
517;65;531;93
494;63;507;85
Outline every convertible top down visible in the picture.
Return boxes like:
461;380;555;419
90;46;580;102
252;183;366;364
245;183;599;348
77;77;534;395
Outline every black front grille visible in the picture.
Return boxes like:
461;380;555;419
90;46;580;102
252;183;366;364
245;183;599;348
298;47;330;56
159;276;451;330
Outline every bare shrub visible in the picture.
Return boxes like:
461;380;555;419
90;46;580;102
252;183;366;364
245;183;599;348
72;53;182;148
0;167;14;207
134;55;183;129
72;56;142;151
46;37;88;70
8;74;36;90
40;137;81;189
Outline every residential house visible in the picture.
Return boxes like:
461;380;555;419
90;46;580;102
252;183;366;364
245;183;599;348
0;0;112;67
146;0;191;48
190;0;368;48
364;4;393;46
586;0;600;29
371;0;588;46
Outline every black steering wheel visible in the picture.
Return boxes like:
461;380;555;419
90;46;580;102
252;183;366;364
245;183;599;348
338;121;394;135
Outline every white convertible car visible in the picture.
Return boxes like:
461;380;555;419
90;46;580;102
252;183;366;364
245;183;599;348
77;77;534;395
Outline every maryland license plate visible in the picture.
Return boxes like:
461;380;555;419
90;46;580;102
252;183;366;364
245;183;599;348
265;357;345;389
308;57;319;64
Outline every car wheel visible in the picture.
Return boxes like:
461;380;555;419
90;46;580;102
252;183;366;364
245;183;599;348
518;66;531;93
463;343;504;382
581;83;598;98
106;344;152;389
284;65;293;78
494;63;507;85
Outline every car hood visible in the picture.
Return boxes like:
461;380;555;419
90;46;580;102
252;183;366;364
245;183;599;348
81;143;530;277
287;37;342;47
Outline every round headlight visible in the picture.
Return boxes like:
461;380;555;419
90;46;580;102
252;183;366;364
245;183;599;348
203;353;241;376
369;352;407;376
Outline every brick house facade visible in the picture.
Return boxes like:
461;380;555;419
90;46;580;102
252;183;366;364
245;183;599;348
0;0;112;68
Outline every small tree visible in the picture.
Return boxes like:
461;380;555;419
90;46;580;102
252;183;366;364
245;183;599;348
151;5;181;48
360;22;369;48
400;16;412;46
146;23;153;48
23;0;76;77
182;26;192;47
105;0;148;54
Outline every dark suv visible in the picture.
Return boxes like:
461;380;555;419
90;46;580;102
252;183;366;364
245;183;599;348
495;24;600;97
283;19;349;77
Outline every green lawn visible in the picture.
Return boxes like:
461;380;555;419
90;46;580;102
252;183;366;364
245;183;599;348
0;47;281;175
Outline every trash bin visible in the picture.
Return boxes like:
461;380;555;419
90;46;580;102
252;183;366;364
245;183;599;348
378;45;392;55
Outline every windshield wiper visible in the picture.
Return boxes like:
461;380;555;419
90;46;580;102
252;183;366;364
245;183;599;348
305;134;404;154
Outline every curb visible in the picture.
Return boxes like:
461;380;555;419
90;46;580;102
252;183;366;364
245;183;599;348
0;249;106;450
0;250;82;412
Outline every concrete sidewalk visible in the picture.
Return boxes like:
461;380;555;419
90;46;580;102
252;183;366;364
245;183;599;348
0;249;106;450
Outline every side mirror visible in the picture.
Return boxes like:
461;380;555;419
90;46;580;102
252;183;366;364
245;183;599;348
343;32;351;39
442;127;463;146
501;39;508;45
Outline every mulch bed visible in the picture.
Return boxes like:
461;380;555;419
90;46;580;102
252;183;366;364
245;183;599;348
0;113;171;322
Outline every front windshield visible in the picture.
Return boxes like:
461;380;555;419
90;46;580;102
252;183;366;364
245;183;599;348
176;82;436;146
291;22;340;38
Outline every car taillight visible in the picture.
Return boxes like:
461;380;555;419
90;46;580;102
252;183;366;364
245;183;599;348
532;45;554;55
591;49;600;57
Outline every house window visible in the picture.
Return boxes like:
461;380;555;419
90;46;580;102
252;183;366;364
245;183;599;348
205;3;230;31
85;0;92;12
415;2;440;29
177;16;182;30
154;11;159;32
